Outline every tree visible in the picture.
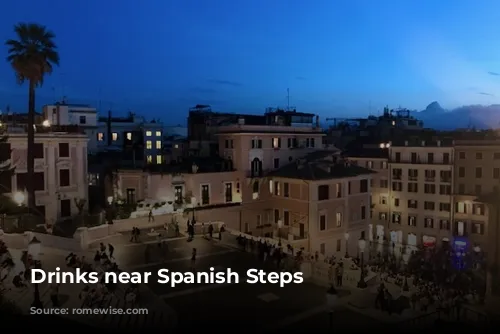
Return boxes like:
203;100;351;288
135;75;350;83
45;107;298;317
5;23;59;210
0;127;17;219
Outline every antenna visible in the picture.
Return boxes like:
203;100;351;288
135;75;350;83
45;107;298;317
287;88;290;110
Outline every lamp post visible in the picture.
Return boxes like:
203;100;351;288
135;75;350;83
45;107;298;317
326;285;338;329
13;191;25;206
473;245;481;269
28;237;43;309
357;237;367;288
344;232;350;258
277;219;283;247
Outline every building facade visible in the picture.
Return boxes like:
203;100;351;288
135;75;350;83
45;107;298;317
387;139;454;253
1;126;88;223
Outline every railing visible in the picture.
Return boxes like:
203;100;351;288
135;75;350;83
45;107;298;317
396;307;491;329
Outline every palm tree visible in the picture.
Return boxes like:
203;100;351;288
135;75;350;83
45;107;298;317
5;23;59;210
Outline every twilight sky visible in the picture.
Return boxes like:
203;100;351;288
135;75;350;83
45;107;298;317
1;0;500;123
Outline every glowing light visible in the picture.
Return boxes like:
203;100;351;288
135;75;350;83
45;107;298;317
42;120;50;127
13;191;25;205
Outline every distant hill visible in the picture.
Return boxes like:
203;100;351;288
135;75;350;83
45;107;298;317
415;101;500;130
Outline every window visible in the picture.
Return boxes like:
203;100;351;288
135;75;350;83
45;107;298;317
156;141;162;149
458;167;465;178
475;185;482;195
407;200;418;209
424;218;434;228
473;203;485;215
283;210;290;226
17;172;44;191
381;161;388;169
112;133;118;141
456;202;467;214
225;182;233;203
273;158;280;169
407;183;418;193
272;137;281;149
494;168;500;179
59;169;70;187
361;206;366;219
394;198;400;207
283;182;289;197
411;152;417;163
458;184;465;194
251;139;263;149
60;199;71;217
126;132;132;140
476;152;483;160
335;183;342;198
336;240;341;252
256;214;261;227
392;168;402;179
125;188;136;204
156;131;161;137
395;152;401;162
146;141;152;149
33;143;44;159
360;179;368;193
380;196;387;205
274;209;280;223
495;152;500;159
439;220;450;230
424;170;436;180
252;181;259;200
458;151;466;159
319;214;327;231
156;155;162;164
443;153;450;164
274;181;280;196
348;181;352;194
427;153;434;163
366;161;373;169
472;222;484;235
440;170;451;182
439;185;451;195
201;184;210;205
380;179;388;188
318;185;329;200
439;203;451;212
408;216;417;227
379;212;387;220
146;131;152;136
58;143;69;158
392;182;402;191
320;243;326;255
475;167;482;178
408;169;418;180
336;212;342;227
424;184;435;194
392;212;401;224
79;115;86;124
146;155;152;163
424;201;435;210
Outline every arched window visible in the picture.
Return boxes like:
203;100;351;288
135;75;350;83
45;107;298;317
251;158;262;177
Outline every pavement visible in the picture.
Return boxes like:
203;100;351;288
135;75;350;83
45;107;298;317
2;246;177;331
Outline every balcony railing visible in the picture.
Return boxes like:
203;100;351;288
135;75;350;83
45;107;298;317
5;124;85;134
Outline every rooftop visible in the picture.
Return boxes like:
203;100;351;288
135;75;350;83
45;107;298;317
344;148;389;159
267;150;375;180
3;124;86;136
120;156;235;174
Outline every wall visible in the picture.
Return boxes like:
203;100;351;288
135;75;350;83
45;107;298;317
8;133;88;222
0;230;83;252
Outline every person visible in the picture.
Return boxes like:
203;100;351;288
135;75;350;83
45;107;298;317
148;210;154;222
99;243;106;253
12;272;26;288
50;282;60;307
191;248;197;271
108;243;115;259
93;250;101;264
335;262;344;287
208;223;214;239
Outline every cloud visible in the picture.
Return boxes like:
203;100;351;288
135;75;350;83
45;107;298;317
488;71;500;76
295;76;306;81
207;79;243;87
479;92;495;96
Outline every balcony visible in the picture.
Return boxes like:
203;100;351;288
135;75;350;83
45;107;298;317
5;124;85;134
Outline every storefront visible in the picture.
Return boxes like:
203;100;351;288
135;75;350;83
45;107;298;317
422;235;437;248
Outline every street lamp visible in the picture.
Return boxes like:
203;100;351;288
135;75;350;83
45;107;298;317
326;285;338;329
344;232;350;258
13;191;25;206
28;237;43;309
277;219;283;247
107;196;113;205
474;246;481;269
42;120;50;127
357;237;367;288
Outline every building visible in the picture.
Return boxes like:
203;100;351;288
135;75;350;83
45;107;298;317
215;109;323;176
109;156;239;207
386;138;454;253
0;124;88;223
95;112;163;165
42;103;98;152
345;146;389;246
240;151;374;255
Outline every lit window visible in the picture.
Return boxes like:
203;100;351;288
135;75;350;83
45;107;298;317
156;131;161;137
272;137;280;148
126;132;132;140
174;144;179;149
146;131;152;136
146;141;152;149
112;133;118;141
97;133;104;141
156;155;162;164
156;141;162;149
147;155;152;163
